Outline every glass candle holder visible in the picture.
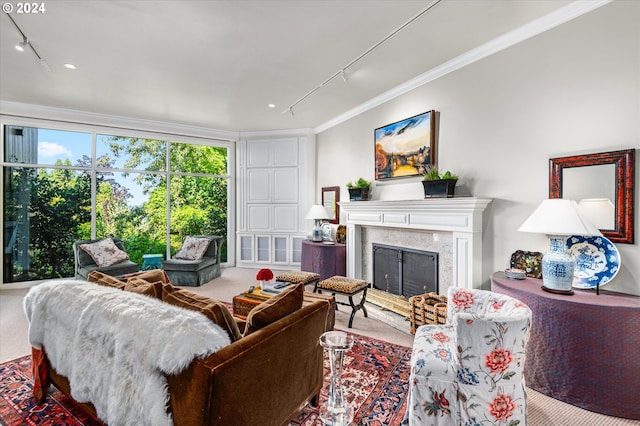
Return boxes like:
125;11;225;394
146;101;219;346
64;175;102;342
319;331;354;425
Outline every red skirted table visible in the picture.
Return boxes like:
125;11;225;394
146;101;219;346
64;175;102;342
301;241;346;281
491;271;640;420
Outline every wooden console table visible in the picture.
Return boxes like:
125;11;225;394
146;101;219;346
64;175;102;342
301;240;346;281
491;271;640;420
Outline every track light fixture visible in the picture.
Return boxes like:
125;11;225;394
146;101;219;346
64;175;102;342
6;13;50;71
281;0;443;117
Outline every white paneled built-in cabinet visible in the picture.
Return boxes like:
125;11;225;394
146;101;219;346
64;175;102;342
237;136;314;269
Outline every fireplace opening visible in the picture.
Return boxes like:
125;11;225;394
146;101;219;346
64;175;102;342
372;243;438;299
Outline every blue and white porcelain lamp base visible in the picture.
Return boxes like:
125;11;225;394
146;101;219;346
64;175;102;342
541;235;575;295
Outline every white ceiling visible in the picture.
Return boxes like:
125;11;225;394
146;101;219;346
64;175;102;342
0;1;576;133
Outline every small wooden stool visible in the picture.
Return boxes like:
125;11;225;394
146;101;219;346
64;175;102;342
275;271;321;288
314;276;368;328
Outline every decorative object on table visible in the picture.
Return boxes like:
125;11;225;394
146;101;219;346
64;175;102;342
305;205;331;242
504;268;526;280
319;331;355;426
567;234;620;295
518;198;602;295
321;186;340;224
549;148;635;244
421;165;458;198
335;225;347;244
321;222;333;242
374;110;435;180
256;267;274;290
346;178;372;201
509;250;543;278
408;292;448;334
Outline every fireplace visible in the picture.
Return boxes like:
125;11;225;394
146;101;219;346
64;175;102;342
340;198;492;318
372;243;438;298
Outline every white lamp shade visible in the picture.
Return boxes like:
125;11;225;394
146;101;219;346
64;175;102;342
305;204;331;220
578;198;615;230
518;199;602;236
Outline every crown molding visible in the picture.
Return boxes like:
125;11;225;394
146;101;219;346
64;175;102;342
238;128;316;140
0;100;240;142
315;0;612;134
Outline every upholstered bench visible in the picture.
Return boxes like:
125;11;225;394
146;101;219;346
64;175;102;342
275;271;321;288
314;276;368;328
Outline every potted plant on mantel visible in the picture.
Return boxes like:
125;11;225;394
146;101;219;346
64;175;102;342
346;178;372;201
422;166;458;198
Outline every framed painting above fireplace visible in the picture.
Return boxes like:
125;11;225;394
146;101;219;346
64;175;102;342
374;110;435;181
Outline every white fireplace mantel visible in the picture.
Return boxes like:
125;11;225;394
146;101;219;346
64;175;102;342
339;198;492;290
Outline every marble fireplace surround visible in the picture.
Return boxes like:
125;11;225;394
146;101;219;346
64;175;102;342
340;198;492;292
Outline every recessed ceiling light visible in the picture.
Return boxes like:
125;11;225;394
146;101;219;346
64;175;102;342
268;104;276;108
64;63;77;69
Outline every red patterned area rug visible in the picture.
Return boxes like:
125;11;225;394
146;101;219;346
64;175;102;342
0;333;410;425
289;332;410;425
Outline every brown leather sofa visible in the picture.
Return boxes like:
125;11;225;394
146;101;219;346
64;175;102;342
32;271;331;426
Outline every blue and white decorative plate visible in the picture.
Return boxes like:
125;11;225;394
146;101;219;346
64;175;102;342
321;222;333;241
567;235;620;289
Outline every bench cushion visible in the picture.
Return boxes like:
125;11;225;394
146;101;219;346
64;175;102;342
317;276;368;294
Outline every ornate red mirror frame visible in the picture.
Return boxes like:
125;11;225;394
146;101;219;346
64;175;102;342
549;148;635;244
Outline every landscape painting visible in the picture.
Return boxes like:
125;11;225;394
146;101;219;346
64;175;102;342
374;110;435;180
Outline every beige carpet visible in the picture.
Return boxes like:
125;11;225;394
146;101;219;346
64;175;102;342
1;267;638;425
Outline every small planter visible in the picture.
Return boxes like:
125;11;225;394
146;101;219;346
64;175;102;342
348;187;371;201
422;179;457;198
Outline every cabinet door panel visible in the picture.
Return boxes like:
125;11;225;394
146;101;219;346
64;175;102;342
256;236;270;262
247;142;271;167
239;235;253;261
248;205;270;231
291;237;304;264
272;168;298;203
273;236;288;263
273;205;298;232
271;139;298;166
247;169;270;202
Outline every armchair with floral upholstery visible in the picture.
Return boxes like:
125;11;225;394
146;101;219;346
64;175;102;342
406;287;532;425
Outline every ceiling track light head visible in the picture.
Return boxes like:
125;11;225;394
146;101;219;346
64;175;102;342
15;37;28;52
340;69;348;83
281;107;294;116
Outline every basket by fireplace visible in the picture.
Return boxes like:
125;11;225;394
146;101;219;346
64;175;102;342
409;292;448;334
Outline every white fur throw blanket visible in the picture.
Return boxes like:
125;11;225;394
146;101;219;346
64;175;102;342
24;280;230;426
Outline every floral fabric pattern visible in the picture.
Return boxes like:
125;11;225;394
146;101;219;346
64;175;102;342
79;237;129;268
406;287;532;426
174;236;212;260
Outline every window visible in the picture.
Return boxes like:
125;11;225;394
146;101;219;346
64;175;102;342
2;125;230;284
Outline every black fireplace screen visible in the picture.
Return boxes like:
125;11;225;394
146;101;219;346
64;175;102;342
372;243;438;298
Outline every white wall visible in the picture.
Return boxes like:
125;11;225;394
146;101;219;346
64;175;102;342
316;1;640;295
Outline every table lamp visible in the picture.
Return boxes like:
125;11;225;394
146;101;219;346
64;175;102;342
518;199;602;295
306;204;330;242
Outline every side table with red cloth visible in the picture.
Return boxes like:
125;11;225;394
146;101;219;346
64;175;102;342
491;271;640;420
301;240;346;281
